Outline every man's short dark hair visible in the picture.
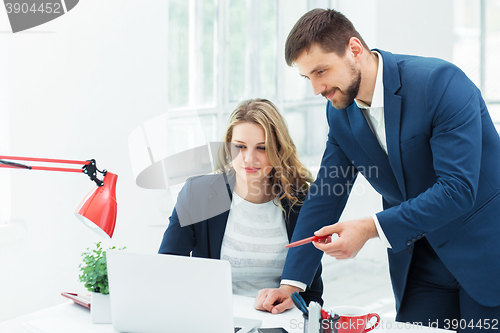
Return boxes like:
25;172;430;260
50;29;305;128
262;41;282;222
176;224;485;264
285;8;369;66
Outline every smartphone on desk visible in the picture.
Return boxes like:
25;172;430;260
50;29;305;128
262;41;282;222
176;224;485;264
257;329;289;333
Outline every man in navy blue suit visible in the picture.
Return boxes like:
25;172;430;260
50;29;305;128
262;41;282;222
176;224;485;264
254;8;500;328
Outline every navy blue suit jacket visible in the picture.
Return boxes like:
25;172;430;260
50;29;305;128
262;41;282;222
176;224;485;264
158;173;324;305
281;49;500;310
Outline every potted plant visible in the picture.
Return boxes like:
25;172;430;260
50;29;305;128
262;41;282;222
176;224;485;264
79;242;125;324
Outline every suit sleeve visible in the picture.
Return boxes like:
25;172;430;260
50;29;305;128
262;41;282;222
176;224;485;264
158;183;196;256
281;106;357;287
377;62;483;253
299;260;324;306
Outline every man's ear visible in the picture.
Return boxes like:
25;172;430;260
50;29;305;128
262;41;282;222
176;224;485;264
348;37;364;62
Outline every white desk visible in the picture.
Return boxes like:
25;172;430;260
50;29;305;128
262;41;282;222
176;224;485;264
0;295;304;333
0;296;451;333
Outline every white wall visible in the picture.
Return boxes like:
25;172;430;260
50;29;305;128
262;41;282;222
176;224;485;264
0;0;455;322
0;33;10;224
338;0;454;60
0;1;172;321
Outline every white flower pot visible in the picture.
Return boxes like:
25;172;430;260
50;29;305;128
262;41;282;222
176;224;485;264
91;292;112;324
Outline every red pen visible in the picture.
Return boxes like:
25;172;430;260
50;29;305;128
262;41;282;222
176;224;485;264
285;235;329;248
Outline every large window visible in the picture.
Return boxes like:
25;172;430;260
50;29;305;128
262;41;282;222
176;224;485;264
164;0;334;164
164;0;500;169
454;0;500;124
168;0;216;108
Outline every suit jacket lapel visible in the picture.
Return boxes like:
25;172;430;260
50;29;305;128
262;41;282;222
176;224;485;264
377;49;407;201
207;209;229;259
384;91;406;200
347;103;399;187
280;199;296;241
207;173;234;259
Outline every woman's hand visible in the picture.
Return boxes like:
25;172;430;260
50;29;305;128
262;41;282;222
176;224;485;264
254;284;301;314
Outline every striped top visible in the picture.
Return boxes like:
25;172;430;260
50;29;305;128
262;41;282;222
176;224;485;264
220;192;289;297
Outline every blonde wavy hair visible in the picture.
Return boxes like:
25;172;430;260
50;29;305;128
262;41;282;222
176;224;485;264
215;98;313;210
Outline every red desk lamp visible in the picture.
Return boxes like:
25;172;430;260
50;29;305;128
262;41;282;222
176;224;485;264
0;155;117;238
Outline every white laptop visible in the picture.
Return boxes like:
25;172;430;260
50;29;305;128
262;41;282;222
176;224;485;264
106;251;262;333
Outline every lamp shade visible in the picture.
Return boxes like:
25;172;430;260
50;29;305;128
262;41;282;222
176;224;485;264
75;172;118;238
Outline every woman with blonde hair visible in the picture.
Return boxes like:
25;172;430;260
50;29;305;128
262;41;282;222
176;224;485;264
159;98;323;307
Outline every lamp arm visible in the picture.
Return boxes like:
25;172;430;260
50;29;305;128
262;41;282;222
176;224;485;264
0;156;106;187
0;159;32;169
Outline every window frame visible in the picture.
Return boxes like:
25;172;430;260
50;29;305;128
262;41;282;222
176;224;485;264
165;0;334;157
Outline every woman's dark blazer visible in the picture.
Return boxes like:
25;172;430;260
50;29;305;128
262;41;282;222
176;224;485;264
158;173;323;305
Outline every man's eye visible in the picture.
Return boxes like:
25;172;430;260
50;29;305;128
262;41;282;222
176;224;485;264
317;70;325;76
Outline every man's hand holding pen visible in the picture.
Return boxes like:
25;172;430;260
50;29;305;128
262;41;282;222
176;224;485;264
313;216;379;259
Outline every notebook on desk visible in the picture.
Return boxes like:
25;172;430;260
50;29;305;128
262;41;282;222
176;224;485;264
107;251;262;333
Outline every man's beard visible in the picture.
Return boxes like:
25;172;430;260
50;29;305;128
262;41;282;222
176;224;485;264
323;63;362;109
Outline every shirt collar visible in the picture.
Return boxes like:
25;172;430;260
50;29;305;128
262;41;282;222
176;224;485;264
355;50;384;109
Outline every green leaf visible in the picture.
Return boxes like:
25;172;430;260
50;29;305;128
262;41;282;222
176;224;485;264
78;242;125;294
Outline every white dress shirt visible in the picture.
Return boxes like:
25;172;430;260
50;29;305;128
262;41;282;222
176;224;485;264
355;51;391;248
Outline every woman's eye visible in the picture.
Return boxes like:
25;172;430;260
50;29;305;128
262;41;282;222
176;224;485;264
234;145;245;149
257;146;266;151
